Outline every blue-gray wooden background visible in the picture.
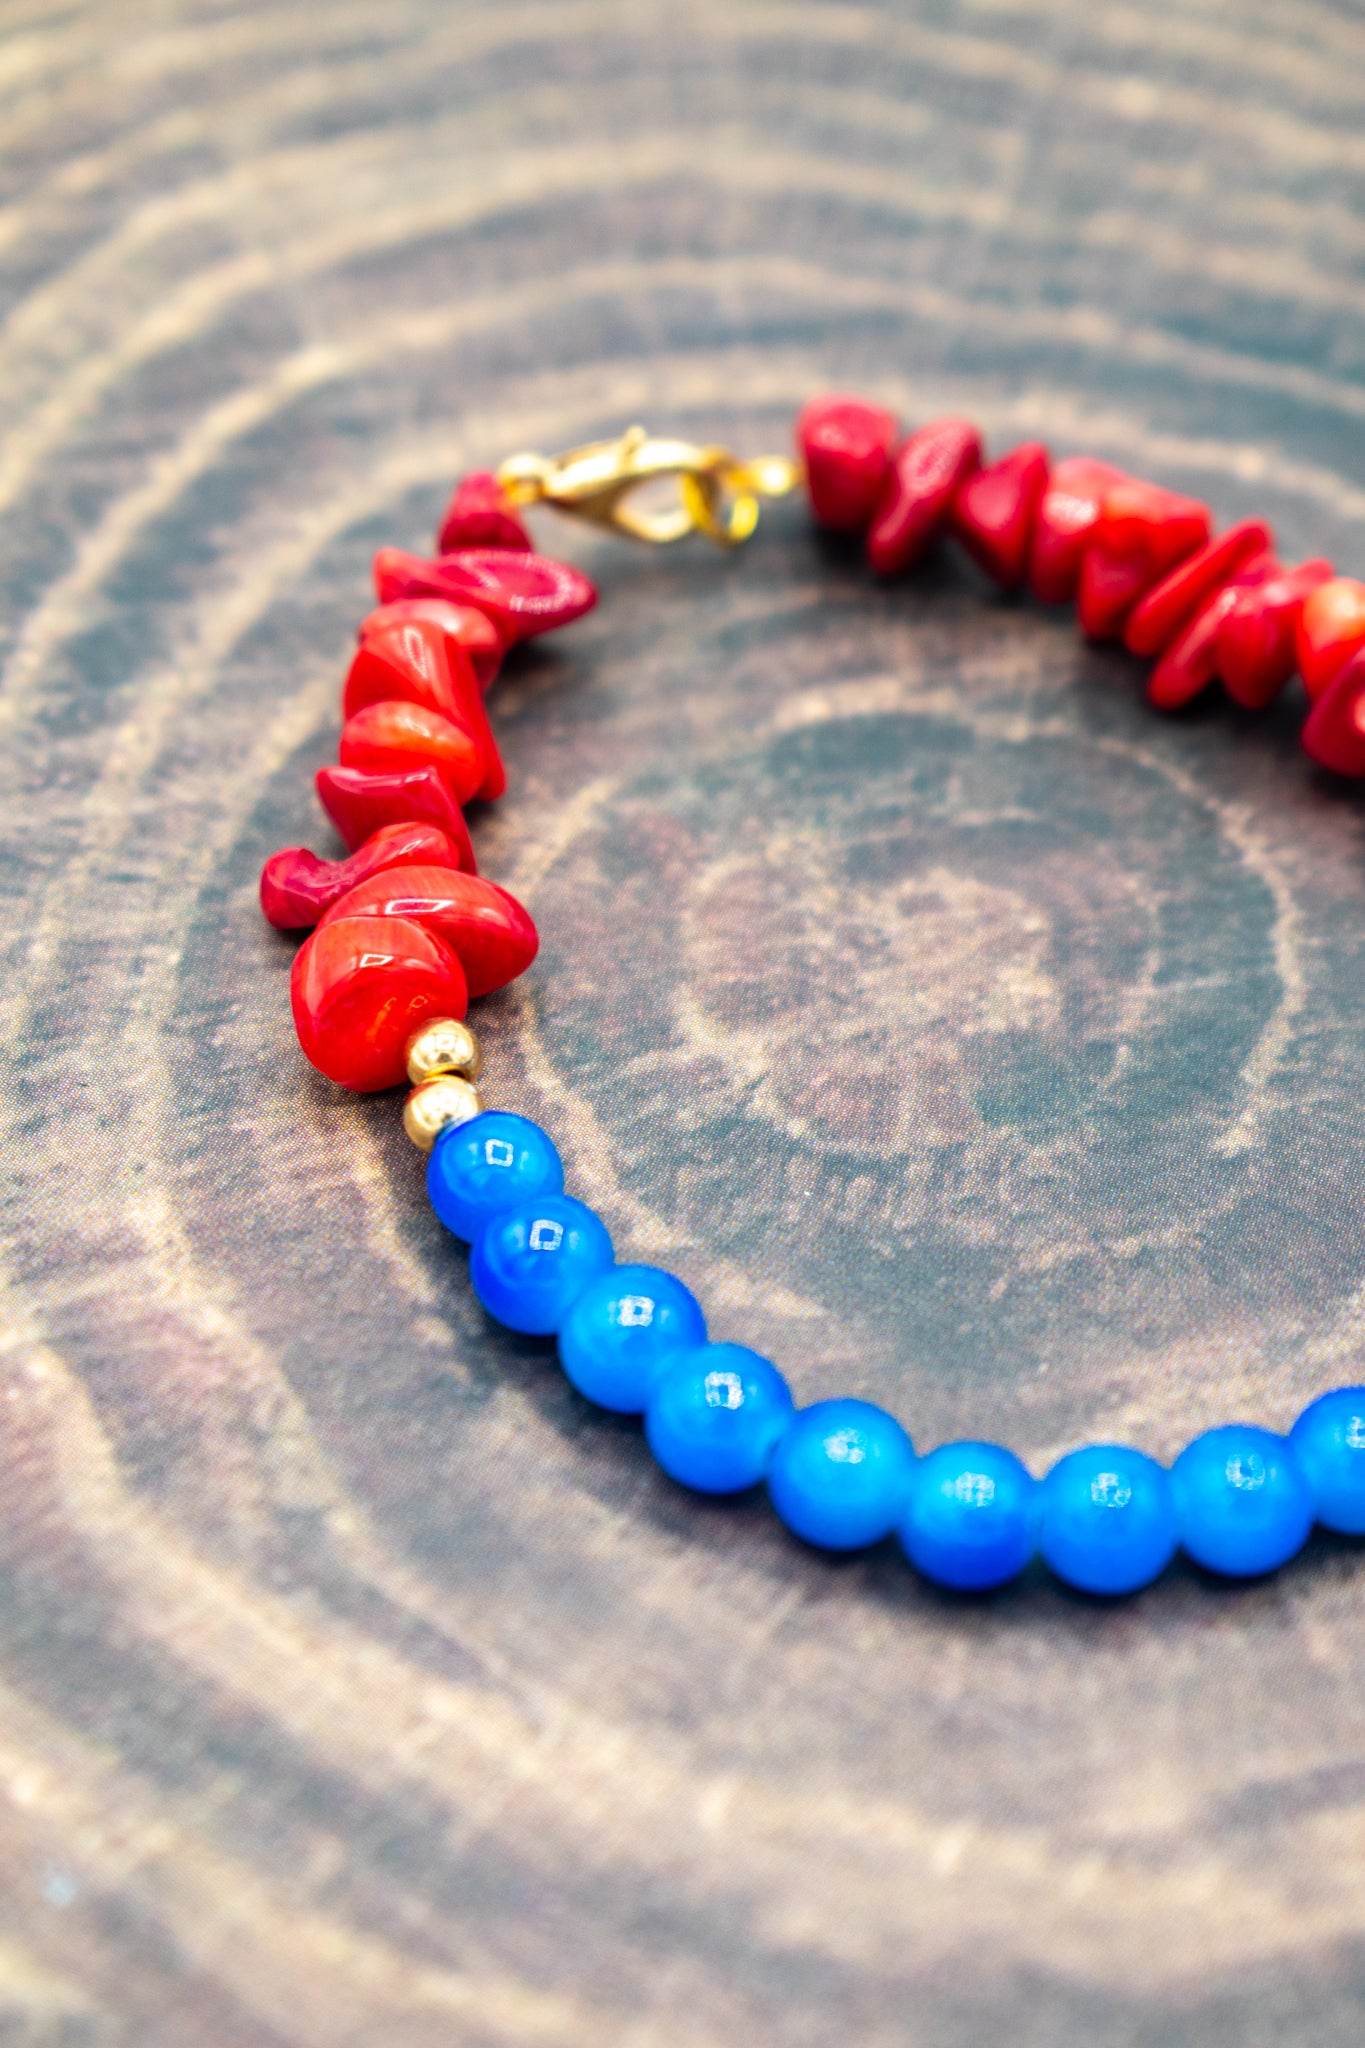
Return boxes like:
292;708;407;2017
3;1;1365;2042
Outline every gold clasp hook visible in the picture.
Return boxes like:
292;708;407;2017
495;425;802;547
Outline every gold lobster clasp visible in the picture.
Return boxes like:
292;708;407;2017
495;425;802;547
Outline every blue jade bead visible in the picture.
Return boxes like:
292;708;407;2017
767;1398;915;1551
900;1441;1038;1592
428;1111;563;1242
1039;1445;1177;1596
470;1194;613;1337
1290;1387;1365;1534
558;1265;707;1413
645;1344;795;1494
1172;1425;1313;1578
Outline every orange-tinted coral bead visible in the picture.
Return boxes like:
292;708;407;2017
1027;457;1126;605
315;764;476;872
339;701;485;807
318;863;539;997
1295;577;1365;700
345;615;505;799
359;598;504;693
949;441;1050;590
796;394;899;531
1302;648;1365;777
260;821;462;929
291;914;469;1092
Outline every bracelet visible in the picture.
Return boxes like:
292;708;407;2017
260;399;1365;1600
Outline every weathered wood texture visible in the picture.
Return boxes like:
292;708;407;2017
4;1;1365;2041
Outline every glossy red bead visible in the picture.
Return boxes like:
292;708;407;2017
949;441;1050;590
796;394;899;531
291;913;469;1093
318;863;538;998
315;764;476;872
359;598;504;693
1146;554;1279;712
339;701;485;807
866;419;982;576
1302;647;1365;777
1296;577;1365;700
345;616;505;799
1217;559;1334;710
1124;520;1274;658
1027;457;1127;605
436;470;532;553
260;821;462;930
1078;481;1211;639
373;547;597;644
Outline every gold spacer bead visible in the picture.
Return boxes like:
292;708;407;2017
402;1075;484;1152
405;1017;483;1087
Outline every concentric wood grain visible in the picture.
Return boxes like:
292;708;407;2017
4;3;1365;2042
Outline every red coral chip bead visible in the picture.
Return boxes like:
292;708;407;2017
1078;481;1211;639
1146;554;1279;711
1124;519;1274;658
796;394;899;531
1218;559;1334;710
359;598;504;692
1295;577;1365;701
318;864;539;998
291;913;469;1093
260;821;461;930
436;470;533;554
345;616;505;799
1028;457;1127;605
1302;647;1365;776
949;441;1050;590
866;418;982;576
340;700;486;807
372;546;597;644
315;764;476;872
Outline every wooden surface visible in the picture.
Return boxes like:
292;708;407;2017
4;1;1365;2041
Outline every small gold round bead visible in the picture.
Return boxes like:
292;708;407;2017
402;1075;484;1152
404;1017;483;1087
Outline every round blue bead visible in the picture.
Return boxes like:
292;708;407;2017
1172;1425;1313;1578
1290;1387;1365;1535
646;1344;795;1494
900;1441;1038;1592
1039;1445;1177;1596
428;1112;563;1242
767;1398;915;1551
558;1266;707;1413
470;1194;613;1336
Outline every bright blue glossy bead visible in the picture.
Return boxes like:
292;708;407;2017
428;1112;563;1242
646;1344;795;1494
1039;1445;1176;1596
470;1194;613;1336
558;1266;707;1413
900;1441;1038;1592
767;1398;915;1551
1290;1387;1365;1534
1172;1425;1313;1578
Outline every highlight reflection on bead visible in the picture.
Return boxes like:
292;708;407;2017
402;1075;483;1152
406;1016;483;1087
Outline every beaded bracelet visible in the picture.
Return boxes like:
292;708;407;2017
261;399;1365;1599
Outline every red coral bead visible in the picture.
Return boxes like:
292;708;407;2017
1124;519;1274;658
1078;481;1211;639
1218;560;1334;710
866;418;982;576
372;547;597;644
315;764;476;872
339;701;485;807
1146;554;1279;711
949;441;1050;590
291;914;469;1093
436;470;532;553
345;616;505;799
796;394;899;531
1027;457;1127;605
260;821;461;930
318;864;538;998
1295;577;1365;700
359;598;504;692
1302;648;1365;776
